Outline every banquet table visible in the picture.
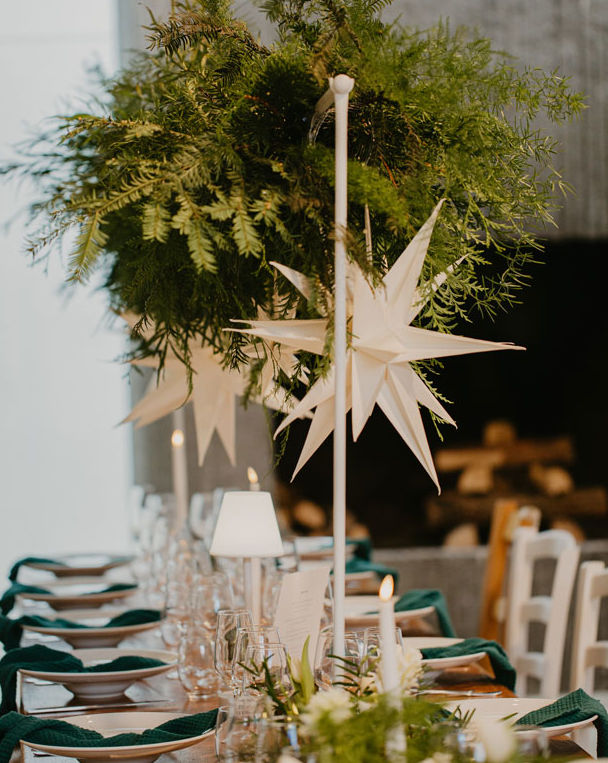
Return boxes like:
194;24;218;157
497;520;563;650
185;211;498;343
15;648;589;762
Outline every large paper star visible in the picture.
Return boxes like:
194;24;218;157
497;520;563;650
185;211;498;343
234;202;523;490
122;315;302;466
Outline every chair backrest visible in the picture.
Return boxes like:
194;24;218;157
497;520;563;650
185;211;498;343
571;560;608;692
479;501;541;641
505;526;580;696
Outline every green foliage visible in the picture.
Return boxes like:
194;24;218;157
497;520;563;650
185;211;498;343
7;0;584;389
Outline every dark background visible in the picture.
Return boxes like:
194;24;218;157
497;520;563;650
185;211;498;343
276;240;608;546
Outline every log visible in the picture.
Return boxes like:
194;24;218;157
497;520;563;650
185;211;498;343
426;486;607;528
435;436;575;473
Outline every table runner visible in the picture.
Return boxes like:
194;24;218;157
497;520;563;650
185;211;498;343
0;709;218;763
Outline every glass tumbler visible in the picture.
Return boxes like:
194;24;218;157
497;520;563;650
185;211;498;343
177;621;217;698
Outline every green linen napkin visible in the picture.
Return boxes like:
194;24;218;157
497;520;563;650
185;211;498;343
396;590;456;638
0;644;166;714
349;537;373;562
0;708;218;763
345;557;400;587
0;609;161;650
517;688;608;757
420;637;515;690
0;582;136;616
8;558;60;582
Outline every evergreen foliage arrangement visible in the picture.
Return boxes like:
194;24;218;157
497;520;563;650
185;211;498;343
7;0;583;400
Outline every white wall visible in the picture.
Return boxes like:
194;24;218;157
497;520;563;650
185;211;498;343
0;1;131;568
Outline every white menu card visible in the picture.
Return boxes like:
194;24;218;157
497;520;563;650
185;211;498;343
273;565;331;659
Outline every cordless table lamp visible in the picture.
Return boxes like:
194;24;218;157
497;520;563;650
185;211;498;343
209;490;283;623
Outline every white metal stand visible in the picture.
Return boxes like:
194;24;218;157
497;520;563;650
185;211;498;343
329;74;354;659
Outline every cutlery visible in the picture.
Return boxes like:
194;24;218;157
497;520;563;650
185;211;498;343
416;689;501;697
31;698;176;715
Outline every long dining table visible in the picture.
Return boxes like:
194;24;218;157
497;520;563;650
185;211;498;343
14;631;588;763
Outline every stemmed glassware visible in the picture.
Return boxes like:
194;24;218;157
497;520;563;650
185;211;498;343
231;626;281;691
214;609;254;695
241;642;292;700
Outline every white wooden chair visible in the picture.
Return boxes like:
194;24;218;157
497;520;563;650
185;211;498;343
571;560;608;695
505;526;580;696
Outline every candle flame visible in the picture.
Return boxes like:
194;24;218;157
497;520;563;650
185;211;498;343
171;429;185;448
379;575;394;601
247;466;259;484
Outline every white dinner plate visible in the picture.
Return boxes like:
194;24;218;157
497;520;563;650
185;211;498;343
421;651;486;670
19;648;176;702
16;578;137;611
344;595;434;628
446;697;598;737
21;607;162;648
21;711;214;763
25;554;133;578
295;537;356;561
404;637;463;650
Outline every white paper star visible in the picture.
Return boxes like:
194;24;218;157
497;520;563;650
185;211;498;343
122;315;303;466
234;202;524;490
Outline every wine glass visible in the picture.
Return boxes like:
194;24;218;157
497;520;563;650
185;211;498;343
232;626;281;691
192;575;233;634
241;642;292;701
214;608;253;694
314;627;364;687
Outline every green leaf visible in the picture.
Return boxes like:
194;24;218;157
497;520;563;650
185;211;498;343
300;636;314;704
68;214;108;281
142;201;171;243
186;220;217;272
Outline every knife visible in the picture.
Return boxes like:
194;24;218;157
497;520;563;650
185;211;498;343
31;698;176;715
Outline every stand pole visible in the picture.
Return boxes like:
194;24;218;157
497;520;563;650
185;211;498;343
329;74;354;659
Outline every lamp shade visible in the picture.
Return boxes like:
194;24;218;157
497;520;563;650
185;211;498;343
209;491;283;557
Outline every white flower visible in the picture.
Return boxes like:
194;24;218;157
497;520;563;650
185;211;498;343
474;717;516;763
372;645;423;695
300;687;353;730
421;754;452;763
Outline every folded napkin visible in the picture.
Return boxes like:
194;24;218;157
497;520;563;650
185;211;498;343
0;644;166;714
396;590;456;638
8;558;60;582
0;609;161;650
420;637;515;690
0;708;218;763
348;537;373;562
345;557;400;587
0;581;136;615
517;688;608;757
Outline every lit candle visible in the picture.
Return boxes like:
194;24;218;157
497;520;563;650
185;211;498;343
171;408;189;529
246;469;261;623
247;466;260;492
379;575;399;693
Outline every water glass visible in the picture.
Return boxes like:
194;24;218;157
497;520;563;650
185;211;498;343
256;715;299;763
215;695;264;761
177;622;217;698
515;725;549;758
192;575;234;633
363;626;404;656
